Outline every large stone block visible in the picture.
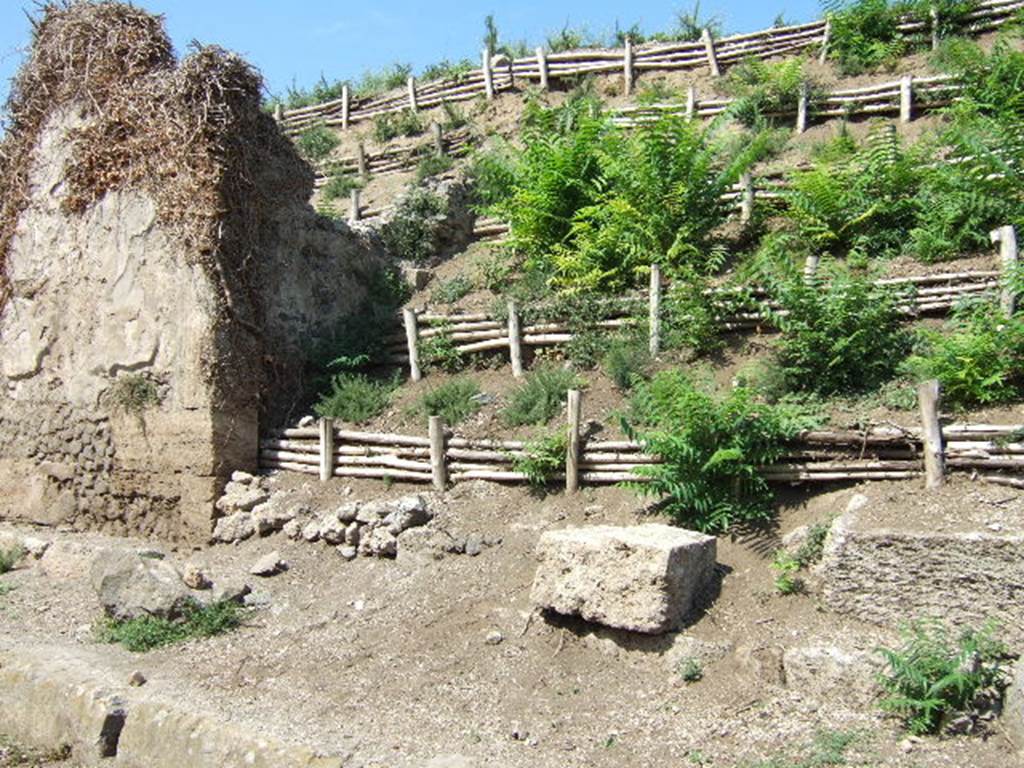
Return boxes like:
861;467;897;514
822;499;1024;650
530;524;716;634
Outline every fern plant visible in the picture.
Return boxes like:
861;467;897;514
726;58;813;128
624;371;819;533
877;619;1006;735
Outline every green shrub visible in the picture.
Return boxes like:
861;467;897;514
107;374;160;415
513;432;568;489
726;58;814;128
314;373;396;424
381;188;448;264
771;550;804;594
321;171;362;201
625;371;819;533
420;58;474;82
295;124;340;163
823;0;912;75
602;334;652;390
795;520;833;567
877;619;1006;735
661;268;731;356
352;62;412;97
419;378;481;425
905;303;1024;407
416;154;454;182
0;545;25;574
772;274;911;396
96;600;242;653
502;366;580;426
420;328;466;373
373;109;424;142
430;276;472;305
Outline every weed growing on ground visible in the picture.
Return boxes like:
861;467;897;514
513;432;568;490
502;366;580;426
420;328;466;373
96;600;242;653
320;170;362;202
416;154;454;182
381;188;448;264
314;373;397;424
877;619;1006;734
771;550;804;595
106;374;160;415
0;546;25;575
418;378;481;425
601;334;652;390
374;109;424;142
794;520;832;567
678;657;704;683
430;275;473;305
294;123;339;164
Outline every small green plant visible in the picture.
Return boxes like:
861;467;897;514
513;432;568;489
771;550;803;595
602;334;652;390
321;170;362;201
502;366;580;426
430;275;472;305
314;373;396;424
794;520;833;567
726;58;813;128
876;619;1006;735
420;328;466;373
373;109;425;142
107;374;161;415
416;154;454;182
678;657;704;683
0;545;25;574
905;303;1024;408
96;600;243;653
295;123;340;163
381;188;448;264
419;378;481;425
772;273;911;396
625;371;820;533
420;58;474;83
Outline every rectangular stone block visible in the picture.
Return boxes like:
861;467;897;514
530;524;717;634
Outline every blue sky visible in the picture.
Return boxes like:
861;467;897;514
0;0;822;112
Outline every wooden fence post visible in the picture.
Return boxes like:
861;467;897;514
348;189;361;223
623;38;635;96
702;28;720;77
992;225;1019;316
273;103;283;122
803;254;820;284
796;82;809;134
356;142;368;181
428;416;447;490
403;309;422;382
507;300;523;378
918;379;945;490
566;389;582;493
319;417;334;482
649;264;662;356
685;86;697;120
536;46;549;90
407;75;419;112
900;75;914;123
341;84;350;130
819;18;832;65
739;173;755;224
482;48;495;100
431;122;444;156
930;6;940;50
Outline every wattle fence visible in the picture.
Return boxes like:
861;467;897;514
260;387;1024;492
379;226;1019;381
277;0;1024;134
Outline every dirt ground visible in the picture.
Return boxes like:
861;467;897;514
1;474;1020;768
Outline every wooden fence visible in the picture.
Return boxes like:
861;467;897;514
277;0;1023;133
260;385;1024;492
380;226;1019;380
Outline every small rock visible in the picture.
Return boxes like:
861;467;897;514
301;520;321;542
243;590;271;609
136;549;165;560
230;470;255;485
282;519;303;540
342;486;354;497
338;545;357;561
182;563;212;590
211;580;251;604
465;534;484;557
128;670;147;687
92;552;191;621
211;512;255;544
485;631;504;646
359;526;398;558
355;503;385;524
344;521;360;546
846;493;870;514
250;551;286;577
22;536;50;559
510;724;528;742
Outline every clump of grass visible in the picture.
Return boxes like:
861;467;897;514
321;170;362;201
877;619;1006;735
107;374;160;415
430;275;472;305
416;154;454;182
0;545;24;574
419;378;481;425
314;373;397;424
96;600;242;653
678;657;704;683
502;366;580;426
374;109;424;142
601;334;651;390
512;432;568;489
794;519;832;567
295;123;340;163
